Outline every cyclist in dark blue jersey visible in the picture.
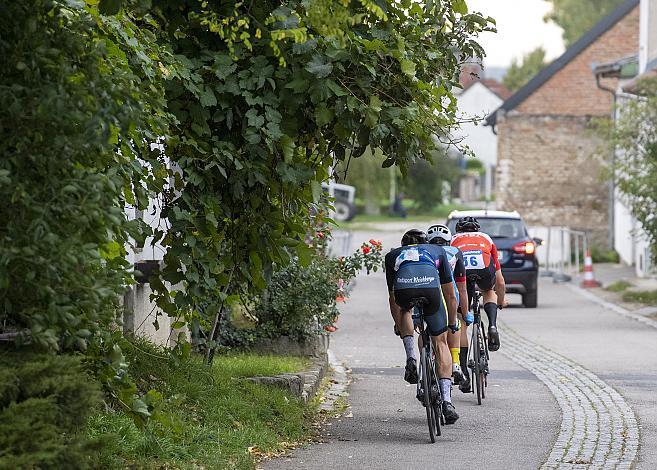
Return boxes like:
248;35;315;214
427;223;473;392
385;229;460;423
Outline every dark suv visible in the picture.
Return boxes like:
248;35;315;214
446;210;540;308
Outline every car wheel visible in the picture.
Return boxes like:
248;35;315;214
333;200;356;222
522;291;538;308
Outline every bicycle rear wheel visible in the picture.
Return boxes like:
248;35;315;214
428;346;442;437
420;346;436;443
473;322;483;405
481;327;489;399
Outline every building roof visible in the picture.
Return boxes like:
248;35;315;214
486;0;639;127
479;79;512;100
460;78;512;100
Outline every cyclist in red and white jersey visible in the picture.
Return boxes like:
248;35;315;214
451;216;506;352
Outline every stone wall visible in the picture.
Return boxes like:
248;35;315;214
496;114;609;245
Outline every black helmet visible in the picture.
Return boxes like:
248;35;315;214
401;229;427;246
455;216;480;233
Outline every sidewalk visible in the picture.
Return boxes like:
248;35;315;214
573;262;657;321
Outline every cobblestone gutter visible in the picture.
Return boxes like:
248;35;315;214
501;321;639;469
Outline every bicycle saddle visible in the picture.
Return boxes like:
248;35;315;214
409;297;429;307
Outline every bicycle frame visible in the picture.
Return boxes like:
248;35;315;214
468;289;490;405
413;302;443;442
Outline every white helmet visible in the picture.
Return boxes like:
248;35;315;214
427;224;452;244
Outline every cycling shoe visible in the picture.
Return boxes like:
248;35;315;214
488;325;500;351
442;402;459;424
452;364;464;385
416;387;425;404
459;376;471;393
404;358;418;384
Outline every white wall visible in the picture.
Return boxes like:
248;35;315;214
123;149;184;346
455;82;503;200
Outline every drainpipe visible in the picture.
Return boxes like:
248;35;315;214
595;74;617;251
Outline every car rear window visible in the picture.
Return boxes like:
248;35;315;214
447;217;527;239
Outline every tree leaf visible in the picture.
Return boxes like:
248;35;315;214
305;55;333;78
99;0;122;14
399;59;416;77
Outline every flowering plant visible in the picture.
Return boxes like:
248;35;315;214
337;239;384;280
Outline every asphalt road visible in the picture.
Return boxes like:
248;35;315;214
265;228;657;469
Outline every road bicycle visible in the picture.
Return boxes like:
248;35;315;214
411;298;444;443
467;288;490;405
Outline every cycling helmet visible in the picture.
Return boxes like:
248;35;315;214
401;229;427;246
427;224;452;245
455;216;480;233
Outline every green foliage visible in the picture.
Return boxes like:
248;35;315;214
86;340;309;469
605;280;633;292
340;148;396;215
136;0;494;359
622;289;657;305
603;77;657;260
222;239;383;347
589;246;620;264
401;152;461;212
0;351;103;469
544;0;623;47
503;47;547;92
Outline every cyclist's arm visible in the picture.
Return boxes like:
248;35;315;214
438;252;457;326
454;251;469;316
491;244;506;307
441;282;458;327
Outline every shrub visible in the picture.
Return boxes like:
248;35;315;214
622;289;657;305
0;351;103;469
590;246;620;264
605;280;633;292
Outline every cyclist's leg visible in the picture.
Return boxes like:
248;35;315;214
447;316;463;383
423;297;459;424
459;277;476;390
390;289;419;382
479;264;501;351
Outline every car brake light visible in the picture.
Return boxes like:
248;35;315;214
512;241;535;254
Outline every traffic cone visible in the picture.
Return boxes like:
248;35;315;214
581;249;601;288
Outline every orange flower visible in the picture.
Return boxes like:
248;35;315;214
362;246;371;254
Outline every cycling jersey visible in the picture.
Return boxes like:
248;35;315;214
450;232;501;271
385;244;453;291
384;244;453;336
442;245;466;305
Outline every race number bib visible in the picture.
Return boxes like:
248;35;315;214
394;247;420;271
462;250;485;269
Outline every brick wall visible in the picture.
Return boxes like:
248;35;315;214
496;114;609;244
518;6;640;116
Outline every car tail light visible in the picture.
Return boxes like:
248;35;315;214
513;241;536;255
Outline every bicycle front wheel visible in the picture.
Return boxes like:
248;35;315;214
420;347;436;443
473;323;483;405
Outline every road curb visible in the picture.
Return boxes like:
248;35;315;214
566;283;657;330
248;353;329;403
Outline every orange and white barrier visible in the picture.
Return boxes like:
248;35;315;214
581;249;600;288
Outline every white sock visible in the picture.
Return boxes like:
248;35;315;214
439;378;452;403
402;335;417;361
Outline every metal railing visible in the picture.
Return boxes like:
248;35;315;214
327;230;353;258
530;226;589;283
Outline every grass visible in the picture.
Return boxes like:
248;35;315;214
605;280;633;292
622;289;657;306
86;340;312;469
338;203;464;231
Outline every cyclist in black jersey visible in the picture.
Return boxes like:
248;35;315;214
385;229;460;423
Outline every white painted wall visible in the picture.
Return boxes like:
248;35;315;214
455;82;503;200
612;3;657;278
123;150;187;346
